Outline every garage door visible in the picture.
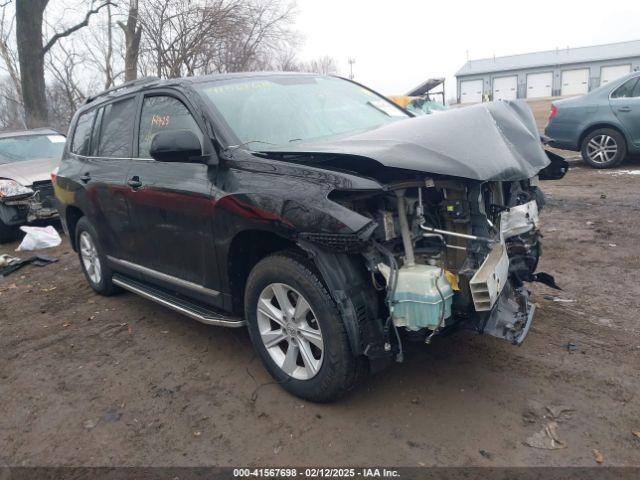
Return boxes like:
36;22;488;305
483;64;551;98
601;64;631;85
492;76;518;101
526;72;553;98
460;79;483;104
561;68;589;96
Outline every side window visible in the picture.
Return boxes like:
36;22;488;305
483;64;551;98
97;97;136;158
633;79;640;98
138;95;202;158
611;78;639;99
89;107;104;156
71;110;96;155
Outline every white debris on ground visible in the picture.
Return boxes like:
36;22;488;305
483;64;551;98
601;170;640;176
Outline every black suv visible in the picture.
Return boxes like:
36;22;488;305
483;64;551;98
55;73;566;402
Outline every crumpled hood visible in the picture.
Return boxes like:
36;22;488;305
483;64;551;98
0;157;59;186
259;100;550;182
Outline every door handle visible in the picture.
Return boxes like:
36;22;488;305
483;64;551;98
618;106;632;112
127;177;143;189
80;173;91;183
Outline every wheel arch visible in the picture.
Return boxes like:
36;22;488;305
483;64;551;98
297;240;388;367
65;205;85;251
227;229;300;315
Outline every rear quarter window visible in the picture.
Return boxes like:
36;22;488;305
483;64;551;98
71;110;96;155
97;97;137;158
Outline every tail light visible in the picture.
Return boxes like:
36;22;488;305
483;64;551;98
548;105;557;121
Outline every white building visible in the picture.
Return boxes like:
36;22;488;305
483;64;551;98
455;40;640;104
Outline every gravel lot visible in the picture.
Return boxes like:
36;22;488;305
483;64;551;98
1;102;640;467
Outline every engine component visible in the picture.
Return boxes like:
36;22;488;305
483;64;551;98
395;189;416;266
441;199;470;222
469;243;510;311
379;210;396;241
390;264;453;331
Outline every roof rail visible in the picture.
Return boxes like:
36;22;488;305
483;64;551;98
85;76;160;104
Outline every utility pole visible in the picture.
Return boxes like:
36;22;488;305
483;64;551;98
348;57;356;80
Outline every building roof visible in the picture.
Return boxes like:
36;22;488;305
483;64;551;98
456;39;640;77
405;78;445;96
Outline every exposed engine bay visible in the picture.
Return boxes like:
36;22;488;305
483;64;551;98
328;174;553;353
258;99;569;365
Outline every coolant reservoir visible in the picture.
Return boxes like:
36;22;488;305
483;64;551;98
391;265;453;331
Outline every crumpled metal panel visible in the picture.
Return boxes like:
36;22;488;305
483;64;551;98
500;200;540;238
259;100;550;182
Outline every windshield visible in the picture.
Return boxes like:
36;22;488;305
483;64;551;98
197;76;409;150
406;99;447;116
0;134;66;164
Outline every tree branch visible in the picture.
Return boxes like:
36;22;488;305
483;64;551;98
42;1;116;54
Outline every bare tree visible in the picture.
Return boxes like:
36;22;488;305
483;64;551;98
209;0;298;73
82;2;126;90
0;4;20;101
118;0;141;81
46;43;85;118
0;78;24;130
15;0;114;128
301;55;338;75
139;0;240;78
104;2;114;88
137;0;297;78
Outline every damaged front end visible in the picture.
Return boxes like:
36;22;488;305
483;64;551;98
258;99;565;362
326;173;555;352
0;180;58;225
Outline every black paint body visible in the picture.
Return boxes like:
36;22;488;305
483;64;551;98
55;73;558;359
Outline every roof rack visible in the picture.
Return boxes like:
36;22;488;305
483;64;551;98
84;76;160;104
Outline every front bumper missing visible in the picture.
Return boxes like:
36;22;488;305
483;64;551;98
481;284;535;345
2;196;58;223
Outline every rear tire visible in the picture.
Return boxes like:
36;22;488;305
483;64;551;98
581;128;626;169
0;220;20;244
75;217;117;296
244;252;360;402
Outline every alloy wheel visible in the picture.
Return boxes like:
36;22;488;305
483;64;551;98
79;231;102;285
586;134;618;164
256;283;324;380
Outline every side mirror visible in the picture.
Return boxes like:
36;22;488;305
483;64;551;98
150;130;203;163
539;149;568;180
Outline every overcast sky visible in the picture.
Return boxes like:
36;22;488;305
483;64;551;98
294;0;640;98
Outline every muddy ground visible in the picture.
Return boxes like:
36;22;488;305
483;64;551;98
2;116;640;467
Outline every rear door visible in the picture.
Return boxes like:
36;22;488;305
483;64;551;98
609;76;640;148
73;97;139;263
124;90;221;304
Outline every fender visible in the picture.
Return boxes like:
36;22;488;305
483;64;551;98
298;240;392;371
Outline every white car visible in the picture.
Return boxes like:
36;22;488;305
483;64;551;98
0;128;65;243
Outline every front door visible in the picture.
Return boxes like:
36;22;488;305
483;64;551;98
125;92;221;305
609;76;640;149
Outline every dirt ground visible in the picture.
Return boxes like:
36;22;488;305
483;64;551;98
1;103;640;467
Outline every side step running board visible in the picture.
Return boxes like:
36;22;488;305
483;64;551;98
112;274;246;328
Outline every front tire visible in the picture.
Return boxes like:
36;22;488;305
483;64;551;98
75;217;117;296
581;128;626;169
244;252;360;402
